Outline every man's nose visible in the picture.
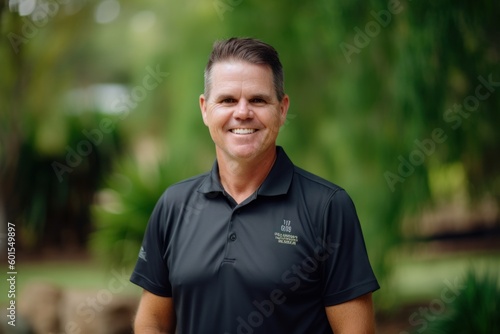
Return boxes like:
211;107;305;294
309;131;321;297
234;100;253;119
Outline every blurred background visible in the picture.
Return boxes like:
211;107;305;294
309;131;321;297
1;0;499;333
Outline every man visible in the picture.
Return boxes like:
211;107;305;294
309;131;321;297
131;37;379;333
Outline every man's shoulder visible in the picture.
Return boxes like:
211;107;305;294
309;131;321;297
161;172;210;200
292;165;344;194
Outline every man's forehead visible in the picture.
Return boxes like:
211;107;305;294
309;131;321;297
210;84;274;101
207;61;277;99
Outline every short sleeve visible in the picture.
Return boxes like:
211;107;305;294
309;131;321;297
130;194;172;297
321;189;379;306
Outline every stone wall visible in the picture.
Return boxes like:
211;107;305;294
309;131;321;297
1;281;139;334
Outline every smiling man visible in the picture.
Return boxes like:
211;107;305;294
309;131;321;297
131;37;380;334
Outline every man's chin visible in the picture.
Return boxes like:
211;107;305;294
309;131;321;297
217;145;260;161
216;144;277;163
230;148;258;161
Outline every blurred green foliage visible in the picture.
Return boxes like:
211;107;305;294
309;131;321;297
90;155;177;267
1;0;499;313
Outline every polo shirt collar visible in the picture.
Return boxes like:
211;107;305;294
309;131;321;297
197;146;293;197
258;146;293;196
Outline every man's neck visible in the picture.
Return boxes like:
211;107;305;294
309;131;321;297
217;147;277;204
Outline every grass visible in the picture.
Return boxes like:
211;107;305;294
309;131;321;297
390;250;500;305
1;259;141;306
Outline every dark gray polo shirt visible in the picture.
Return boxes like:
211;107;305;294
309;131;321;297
130;146;379;334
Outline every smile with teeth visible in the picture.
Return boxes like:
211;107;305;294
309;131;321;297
230;128;257;134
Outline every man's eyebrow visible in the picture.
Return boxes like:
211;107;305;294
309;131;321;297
249;93;273;101
213;93;273;101
214;94;236;101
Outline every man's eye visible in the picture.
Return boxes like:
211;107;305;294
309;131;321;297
221;98;236;104
250;98;266;104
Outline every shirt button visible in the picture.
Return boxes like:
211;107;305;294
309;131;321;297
229;233;237;241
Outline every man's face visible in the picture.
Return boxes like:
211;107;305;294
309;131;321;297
200;61;289;162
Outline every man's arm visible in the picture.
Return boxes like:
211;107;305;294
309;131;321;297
134;289;176;334
325;292;375;334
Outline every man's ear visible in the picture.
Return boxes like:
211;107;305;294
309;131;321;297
200;94;208;126
279;94;290;126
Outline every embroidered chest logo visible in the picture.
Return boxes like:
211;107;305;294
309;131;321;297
274;219;299;246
